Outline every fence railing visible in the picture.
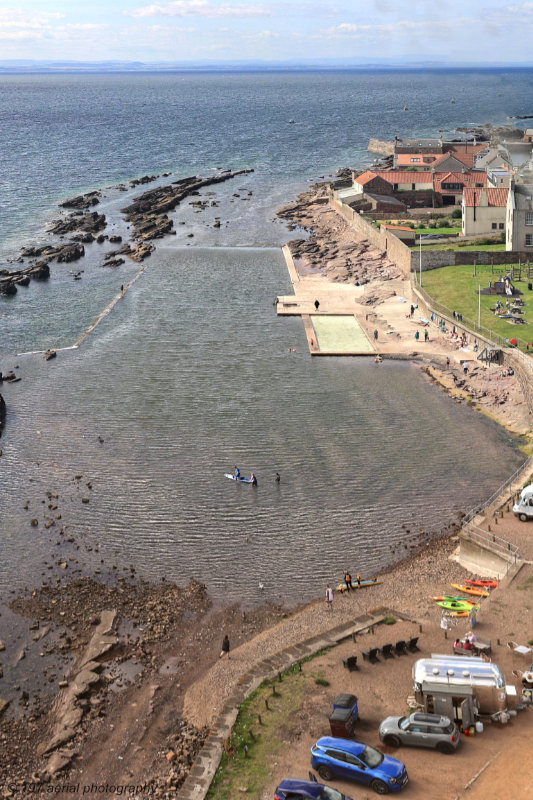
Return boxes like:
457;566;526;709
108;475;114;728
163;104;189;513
462;456;532;527
414;276;532;352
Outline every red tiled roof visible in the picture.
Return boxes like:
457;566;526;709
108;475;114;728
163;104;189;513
463;187;509;207
396;153;439;165
434;171;487;192
354;170;380;185
381;224;415;232
373;171;434;184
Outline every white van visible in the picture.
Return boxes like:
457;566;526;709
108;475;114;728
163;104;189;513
513;485;533;522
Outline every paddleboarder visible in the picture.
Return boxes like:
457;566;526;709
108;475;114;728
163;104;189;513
250;473;258;486
234;465;240;479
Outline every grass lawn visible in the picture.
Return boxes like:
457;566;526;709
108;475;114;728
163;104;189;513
418;243;506;252
420;263;533;348
414;226;462;235
206;664;310;800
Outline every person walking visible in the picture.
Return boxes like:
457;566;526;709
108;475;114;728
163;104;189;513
220;634;230;659
414;330;420;341
424;329;429;342
325;585;333;610
373;329;378;341
344;570;353;592
463;361;468;376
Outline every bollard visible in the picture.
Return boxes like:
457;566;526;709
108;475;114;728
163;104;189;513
265;698;269;711
444;631;448;640
419;624;423;633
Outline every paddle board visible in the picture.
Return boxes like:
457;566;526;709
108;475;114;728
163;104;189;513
224;473;253;483
336;579;382;592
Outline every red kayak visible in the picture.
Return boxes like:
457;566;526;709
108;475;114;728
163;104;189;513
465;579;498;589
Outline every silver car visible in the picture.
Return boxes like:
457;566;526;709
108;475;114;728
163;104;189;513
379;712;460;754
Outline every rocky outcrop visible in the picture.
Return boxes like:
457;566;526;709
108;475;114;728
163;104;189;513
48;211;106;237
60;191;101;209
0;392;5;437
39;610;118;762
21;243;84;263
121;169;254;246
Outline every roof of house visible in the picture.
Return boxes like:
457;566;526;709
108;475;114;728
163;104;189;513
373;170;434;184
396;153;439;165
434;171;487;192
514;184;533;210
463;188;509;207
431;152;471;171
354;170;384;185
365;193;406;206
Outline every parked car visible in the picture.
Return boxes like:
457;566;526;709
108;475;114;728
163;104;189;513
379;712;460;753
310;737;408;795
275;778;354;800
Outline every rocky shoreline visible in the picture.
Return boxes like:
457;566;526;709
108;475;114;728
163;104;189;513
0;167;254;296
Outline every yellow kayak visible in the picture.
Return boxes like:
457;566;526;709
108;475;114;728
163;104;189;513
451;583;489;598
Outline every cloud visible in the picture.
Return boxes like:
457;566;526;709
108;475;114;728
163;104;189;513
325;19;458;38
127;0;271;18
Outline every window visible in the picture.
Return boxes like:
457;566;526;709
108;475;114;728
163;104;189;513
442;183;462;191
492;223;497;229
411;158;420;162
499;223;504;229
526;211;533;225
526;234;533;247
412;183;416;190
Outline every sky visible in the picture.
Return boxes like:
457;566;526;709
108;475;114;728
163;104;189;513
0;1;531;65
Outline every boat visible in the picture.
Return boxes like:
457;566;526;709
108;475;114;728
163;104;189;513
336;578;382;592
451;583;490;597
433;595;476;605
465;579;498;589
224;473;253;484
435;600;475;611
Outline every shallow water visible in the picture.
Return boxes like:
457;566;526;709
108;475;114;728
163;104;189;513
0;246;523;607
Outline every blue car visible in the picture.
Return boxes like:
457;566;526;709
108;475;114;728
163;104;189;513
275;778;354;800
310;737;408;795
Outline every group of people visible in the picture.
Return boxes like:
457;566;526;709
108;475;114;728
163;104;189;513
414;329;429;342
234;466;258;486
453;630;477;653
325;571;363;610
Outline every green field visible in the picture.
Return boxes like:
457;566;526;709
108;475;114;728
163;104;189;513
418;243;506;252
420;264;533;348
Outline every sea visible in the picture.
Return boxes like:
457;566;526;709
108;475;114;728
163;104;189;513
0;68;530;609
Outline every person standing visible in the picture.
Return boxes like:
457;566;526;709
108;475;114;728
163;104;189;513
373;329;378;341
424;329;429;342
314;299;320;311
344;570;353;592
414;330;420;341
325;585;333;610
234;465;240;479
220;634;230;659
356;573;361;586
275;472;281;483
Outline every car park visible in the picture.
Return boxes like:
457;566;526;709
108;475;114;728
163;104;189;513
379;712;460;753
310;737;408;795
274;778;354;800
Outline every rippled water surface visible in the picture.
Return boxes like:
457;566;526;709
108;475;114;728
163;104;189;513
0;69;530;605
0;246;524;606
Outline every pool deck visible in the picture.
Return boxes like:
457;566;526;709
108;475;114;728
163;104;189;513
277;244;473;363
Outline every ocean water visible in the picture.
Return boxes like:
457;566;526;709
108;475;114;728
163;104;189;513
0;70;529;605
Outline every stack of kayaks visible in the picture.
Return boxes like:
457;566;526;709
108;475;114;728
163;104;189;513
433;596;477;616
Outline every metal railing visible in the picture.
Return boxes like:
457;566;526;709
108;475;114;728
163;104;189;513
461;457;533;527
